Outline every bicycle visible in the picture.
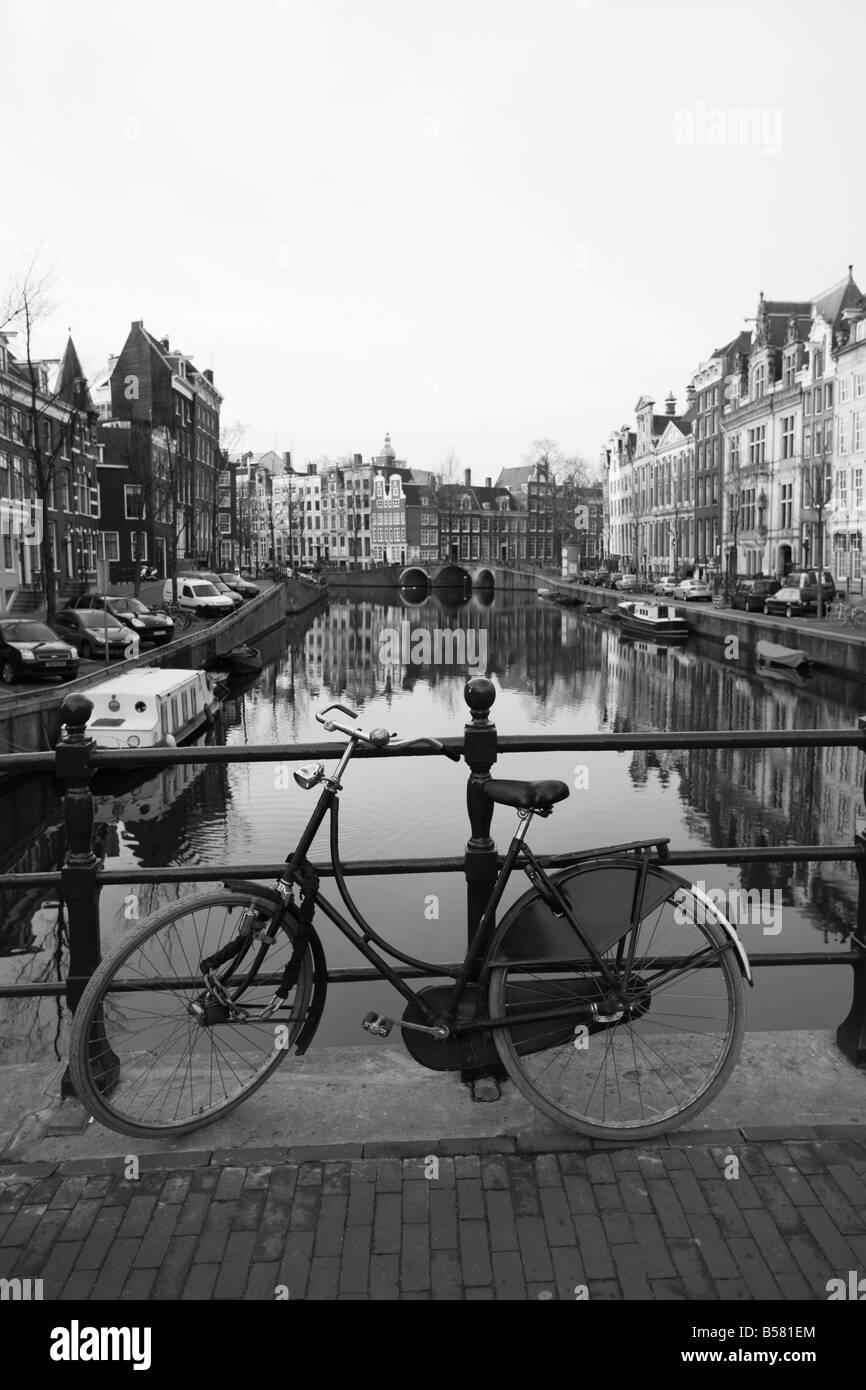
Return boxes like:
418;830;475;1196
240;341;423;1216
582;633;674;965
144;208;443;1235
69;702;752;1141
153;600;193;631
827;598;866;629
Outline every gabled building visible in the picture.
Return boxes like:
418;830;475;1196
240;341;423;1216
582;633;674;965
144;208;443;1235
439;470;518;563
0;333;100;611
829;295;866;581
96;322;223;579
495;461;556;567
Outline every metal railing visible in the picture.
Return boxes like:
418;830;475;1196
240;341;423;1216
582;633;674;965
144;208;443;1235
0;678;864;1098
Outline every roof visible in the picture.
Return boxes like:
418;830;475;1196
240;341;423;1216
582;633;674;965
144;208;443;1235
811;270;862;325
495;465;537;487
85;668;208;698
54;337;94;412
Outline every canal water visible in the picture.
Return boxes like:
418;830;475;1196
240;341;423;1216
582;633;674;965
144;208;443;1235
1;587;864;1067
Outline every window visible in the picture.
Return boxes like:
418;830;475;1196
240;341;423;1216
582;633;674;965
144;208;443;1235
840;375;851;403
752;362;766;398
781;482;793;529
90;484;100;518
218;512;231;533
783;352;797;389
124;484;144;519
840;418;850;454
729;435;740;470
781;415;795;459
824;383;834;410
747;426;766;466
97;531;119;561
855;371;866;399
854;413;864;452
855;469;863;509
837;469;848;507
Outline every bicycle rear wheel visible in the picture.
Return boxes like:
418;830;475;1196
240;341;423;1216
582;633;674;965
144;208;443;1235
487;862;746;1141
69;891;317;1139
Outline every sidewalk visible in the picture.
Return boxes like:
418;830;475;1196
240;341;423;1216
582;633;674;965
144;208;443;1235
2;1127;865;1300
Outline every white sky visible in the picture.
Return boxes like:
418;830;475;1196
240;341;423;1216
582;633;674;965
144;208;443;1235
2;0;863;478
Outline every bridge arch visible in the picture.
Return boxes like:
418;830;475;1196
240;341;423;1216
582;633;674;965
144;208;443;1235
398;566;431;589
472;567;495;590
432;563;472;590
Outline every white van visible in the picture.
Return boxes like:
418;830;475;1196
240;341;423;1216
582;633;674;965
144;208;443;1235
163;577;234;618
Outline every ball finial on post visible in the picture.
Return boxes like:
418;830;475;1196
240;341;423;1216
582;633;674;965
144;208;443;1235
61;693;94;740
464;676;495;722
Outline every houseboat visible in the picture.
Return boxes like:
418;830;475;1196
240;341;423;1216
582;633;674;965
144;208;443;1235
82;668;221;750
617;600;689;640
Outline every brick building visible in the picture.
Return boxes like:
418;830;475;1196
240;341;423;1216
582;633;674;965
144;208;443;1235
0;333;100;612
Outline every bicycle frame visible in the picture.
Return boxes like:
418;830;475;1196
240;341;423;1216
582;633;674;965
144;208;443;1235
259;736;675;1037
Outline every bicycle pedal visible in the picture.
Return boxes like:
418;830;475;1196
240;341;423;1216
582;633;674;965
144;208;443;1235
362;1011;393;1037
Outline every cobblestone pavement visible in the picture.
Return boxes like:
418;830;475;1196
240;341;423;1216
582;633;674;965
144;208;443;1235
1;1127;865;1301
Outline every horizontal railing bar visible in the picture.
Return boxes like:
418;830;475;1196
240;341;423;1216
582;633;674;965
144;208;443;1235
1;727;863;776
0;950;859;999
0;844;859;893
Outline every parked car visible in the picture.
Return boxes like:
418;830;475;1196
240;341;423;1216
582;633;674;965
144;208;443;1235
53;609;140;660
163;577;234;619
0;620;79;684
591;570;611;587
653;574;678;596
674;579;713;601
784;569;836;610
616;574;638;592
219;572;260;599
763;586;810;618
732;577;781;612
181;571;244;608
63;594;174;646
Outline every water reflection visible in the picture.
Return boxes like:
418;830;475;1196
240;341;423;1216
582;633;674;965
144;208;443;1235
1;591;863;1062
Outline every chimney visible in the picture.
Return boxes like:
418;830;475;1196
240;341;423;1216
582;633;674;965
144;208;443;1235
485;476;492;489
354;453;362;466
665;390;677;415
283;451;292;473
160;336;170;352
685;384;696;405
464;468;471;487
203;368;213;383
307;462;317;476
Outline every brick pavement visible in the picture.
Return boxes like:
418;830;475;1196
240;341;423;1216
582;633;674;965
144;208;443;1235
1;1127;864;1301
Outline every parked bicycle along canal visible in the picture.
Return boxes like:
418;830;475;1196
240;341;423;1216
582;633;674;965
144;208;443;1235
2;585;864;1065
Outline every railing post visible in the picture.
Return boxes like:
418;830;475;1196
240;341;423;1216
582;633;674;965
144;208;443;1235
461;676;505;1094
56;693;119;1099
463;675;498;966
838;719;866;1066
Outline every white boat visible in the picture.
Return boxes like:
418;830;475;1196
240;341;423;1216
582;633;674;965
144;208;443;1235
617;601;689;640
83;668;221;749
755;640;813;678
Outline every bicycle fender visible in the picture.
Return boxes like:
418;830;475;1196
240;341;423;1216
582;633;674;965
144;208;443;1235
482;858;753;985
671;874;753;986
223;879;328;1051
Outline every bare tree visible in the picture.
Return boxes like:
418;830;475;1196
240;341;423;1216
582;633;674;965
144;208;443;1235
9;268;92;625
802;445;833;618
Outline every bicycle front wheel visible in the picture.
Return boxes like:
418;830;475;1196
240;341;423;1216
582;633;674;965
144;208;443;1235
70;891;317;1139
487;863;746;1141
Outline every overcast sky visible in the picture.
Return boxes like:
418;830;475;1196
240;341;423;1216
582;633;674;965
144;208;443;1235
2;0;863;478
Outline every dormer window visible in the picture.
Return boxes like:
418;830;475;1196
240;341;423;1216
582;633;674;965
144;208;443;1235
461;495;471;511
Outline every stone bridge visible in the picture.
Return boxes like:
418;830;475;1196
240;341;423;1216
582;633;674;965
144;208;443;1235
398;563;502;590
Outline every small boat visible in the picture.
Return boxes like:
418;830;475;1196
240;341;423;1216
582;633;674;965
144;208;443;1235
553;593;585;608
537;588;557;601
617;601;689;640
202;643;263;676
81;668;221;750
755;640;813;678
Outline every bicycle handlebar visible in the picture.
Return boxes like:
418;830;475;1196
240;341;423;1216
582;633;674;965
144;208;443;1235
314;706;462;761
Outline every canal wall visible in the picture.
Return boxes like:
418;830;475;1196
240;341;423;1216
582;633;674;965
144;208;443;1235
0;582;289;756
560;581;866;681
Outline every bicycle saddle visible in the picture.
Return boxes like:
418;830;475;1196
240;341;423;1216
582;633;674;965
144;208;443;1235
482;778;570;811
